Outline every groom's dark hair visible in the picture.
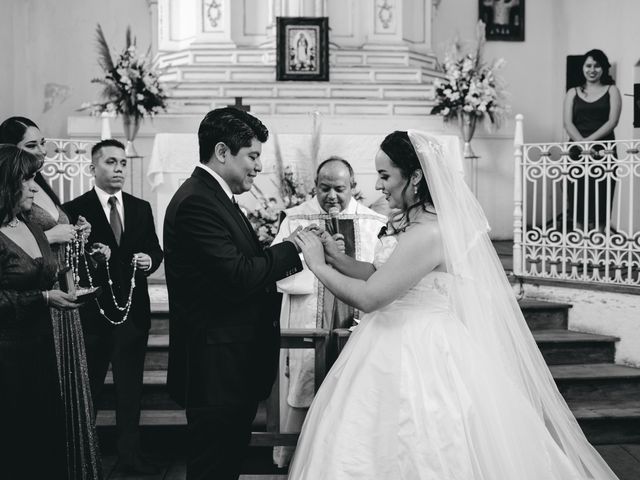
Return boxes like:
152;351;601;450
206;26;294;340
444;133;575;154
198;107;269;163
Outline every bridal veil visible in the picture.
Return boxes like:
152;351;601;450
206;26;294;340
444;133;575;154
408;130;618;479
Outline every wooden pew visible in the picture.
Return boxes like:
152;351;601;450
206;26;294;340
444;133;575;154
250;328;330;446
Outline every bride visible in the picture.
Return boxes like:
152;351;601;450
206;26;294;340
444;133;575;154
288;131;619;479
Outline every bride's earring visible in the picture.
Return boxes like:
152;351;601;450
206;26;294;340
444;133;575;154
413;185;418;195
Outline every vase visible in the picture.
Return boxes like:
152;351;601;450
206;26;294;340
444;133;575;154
458;111;478;158
122;114;142;157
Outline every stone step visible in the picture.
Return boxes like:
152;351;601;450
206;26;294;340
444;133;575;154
166;95;436;116
139;328;617;372
161;62;439;85
551;364;640;405
168;82;437;100
95;401;640;451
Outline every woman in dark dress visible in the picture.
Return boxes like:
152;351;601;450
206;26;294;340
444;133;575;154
563;49;621;231
0;145;81;478
0;117;106;479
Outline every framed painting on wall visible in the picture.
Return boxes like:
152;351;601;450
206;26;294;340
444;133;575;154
479;0;525;41
276;17;329;81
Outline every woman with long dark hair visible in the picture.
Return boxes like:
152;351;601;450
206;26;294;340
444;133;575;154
0;145;81;478
563;49;621;231
287;131;619;479
0;117;105;479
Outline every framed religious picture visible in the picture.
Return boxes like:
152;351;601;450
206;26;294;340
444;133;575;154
479;0;525;42
634;83;640;128
276;17;329;81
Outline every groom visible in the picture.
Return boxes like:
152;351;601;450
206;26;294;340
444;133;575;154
164;107;303;480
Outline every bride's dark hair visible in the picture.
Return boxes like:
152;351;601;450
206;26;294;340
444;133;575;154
380;131;434;231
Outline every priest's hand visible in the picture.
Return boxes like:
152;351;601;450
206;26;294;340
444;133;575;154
317;230;345;263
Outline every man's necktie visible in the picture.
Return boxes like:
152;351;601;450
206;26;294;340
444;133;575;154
232;196;255;237
108;196;123;245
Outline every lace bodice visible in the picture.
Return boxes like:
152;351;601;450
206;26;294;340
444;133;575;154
373;235;453;311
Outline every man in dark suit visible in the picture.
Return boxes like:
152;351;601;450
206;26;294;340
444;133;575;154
164;108;303;480
64;139;163;474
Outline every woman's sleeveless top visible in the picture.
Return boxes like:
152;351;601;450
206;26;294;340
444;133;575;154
572;86;615;140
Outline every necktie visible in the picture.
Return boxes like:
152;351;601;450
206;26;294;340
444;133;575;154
108;196;123;245
232;197;255;236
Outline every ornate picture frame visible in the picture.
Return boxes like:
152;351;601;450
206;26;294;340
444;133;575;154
276;17;329;81
479;0;525;42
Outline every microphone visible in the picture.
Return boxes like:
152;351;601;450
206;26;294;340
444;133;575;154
328;206;340;235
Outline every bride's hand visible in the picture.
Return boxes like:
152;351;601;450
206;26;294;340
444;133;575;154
318;230;345;260
294;231;326;270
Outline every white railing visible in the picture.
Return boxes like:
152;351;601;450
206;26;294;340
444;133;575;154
513;115;640;286
40;138;95;203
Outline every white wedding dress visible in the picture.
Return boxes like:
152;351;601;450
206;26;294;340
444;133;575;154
288;235;585;480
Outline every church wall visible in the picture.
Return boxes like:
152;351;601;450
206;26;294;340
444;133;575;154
0;0;151;138
0;0;17;118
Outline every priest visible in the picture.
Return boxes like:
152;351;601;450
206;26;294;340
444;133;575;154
271;156;385;467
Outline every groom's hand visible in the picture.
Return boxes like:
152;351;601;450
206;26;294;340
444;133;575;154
284;226;304;253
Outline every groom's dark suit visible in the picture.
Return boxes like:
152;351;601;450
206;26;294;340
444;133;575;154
164;166;302;479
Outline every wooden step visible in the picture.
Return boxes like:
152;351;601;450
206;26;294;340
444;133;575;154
148;299;572;334
519;299;571;330
551;364;640;405
533;330;617;365
99;371;178;410
139;328;617;372
572;402;640;445
96;401;640;451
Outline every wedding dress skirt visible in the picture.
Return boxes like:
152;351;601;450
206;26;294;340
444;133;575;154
288;237;584;479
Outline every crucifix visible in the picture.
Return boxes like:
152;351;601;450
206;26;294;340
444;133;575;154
228;97;251;112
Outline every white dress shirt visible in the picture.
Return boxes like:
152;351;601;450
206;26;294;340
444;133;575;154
94;186;124;231
197;164;234;201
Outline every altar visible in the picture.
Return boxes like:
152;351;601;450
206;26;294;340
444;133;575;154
147;125;464;237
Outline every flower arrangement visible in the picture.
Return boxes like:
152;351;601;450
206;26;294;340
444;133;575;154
431;21;508;128
80;25;167;118
243;112;365;247
246;165;310;247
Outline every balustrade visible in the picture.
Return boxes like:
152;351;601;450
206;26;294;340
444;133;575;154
513;116;640;286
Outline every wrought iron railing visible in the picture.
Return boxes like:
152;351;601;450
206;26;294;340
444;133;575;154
513;114;640;286
40;138;95;203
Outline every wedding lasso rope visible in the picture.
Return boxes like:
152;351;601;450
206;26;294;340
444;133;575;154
66;231;138;325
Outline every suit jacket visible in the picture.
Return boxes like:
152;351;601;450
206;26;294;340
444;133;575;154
63;189;163;334
164;167;302;408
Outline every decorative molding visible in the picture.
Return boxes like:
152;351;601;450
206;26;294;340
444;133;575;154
203;0;223;31
377;0;393;29
374;0;397;35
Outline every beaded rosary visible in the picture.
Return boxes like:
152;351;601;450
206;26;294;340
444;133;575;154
66;230;138;325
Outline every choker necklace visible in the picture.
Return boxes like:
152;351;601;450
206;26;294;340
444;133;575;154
7;218;20;228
